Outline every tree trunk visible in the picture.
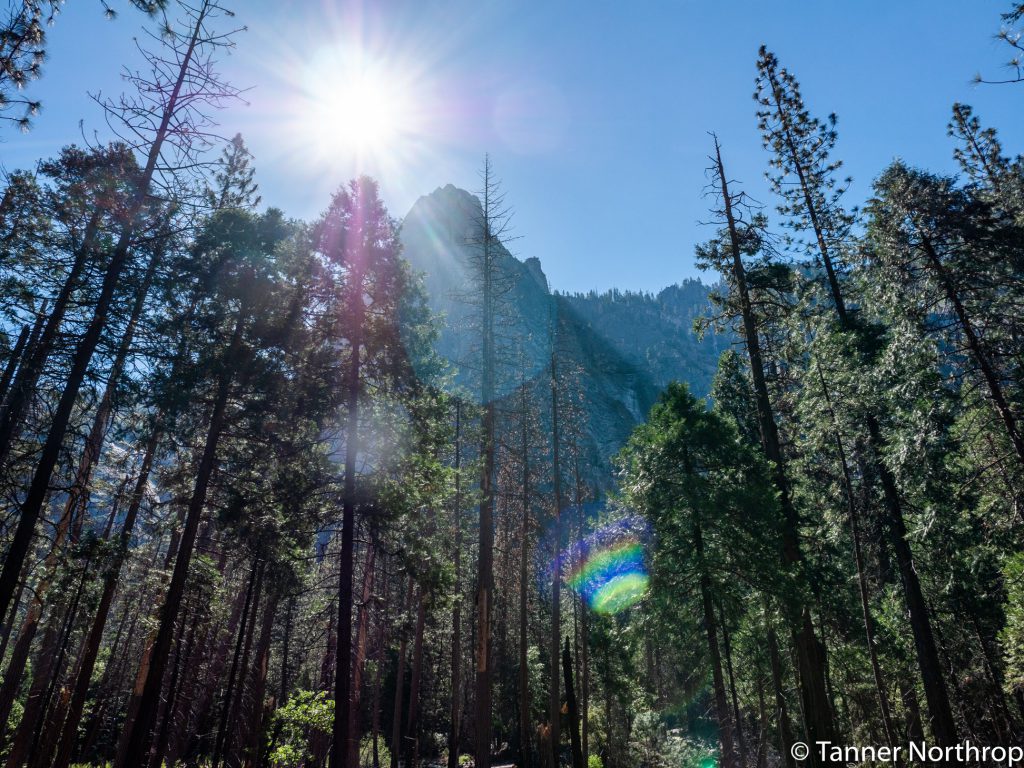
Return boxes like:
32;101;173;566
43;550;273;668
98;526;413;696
0;0;211;619
572;457;590;766
212;562;260;768
755;673;769;768
448;402;463;768
921;233;1024;464
548;342;563;767
390;577;414;768
117;308;246;768
154;609;201;768
0;211;99;468
476;396;495;768
148;605;193;768
769;76;964;746
713;137;836;763
693;517;736;768
761;70;962;754
475;160;498;768
562;636;584;768
57;240;162;545
12;242;166;768
371;584;386;768
518;390;533;768
815;366;899;756
227;578;268;768
404;587;427;768
51;427;158;768
264;595;295;768
347;539;376;768
244;591;280;768
767;620;796;768
0;323;30;407
331;256;365;768
719;603;747;768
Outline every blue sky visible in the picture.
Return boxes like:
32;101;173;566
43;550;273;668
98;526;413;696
2;0;1021;294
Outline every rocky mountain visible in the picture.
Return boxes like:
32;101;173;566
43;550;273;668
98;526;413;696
400;184;728;488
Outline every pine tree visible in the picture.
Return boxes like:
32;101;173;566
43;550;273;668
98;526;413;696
756;49;960;749
0;0;243;635
699;135;837;766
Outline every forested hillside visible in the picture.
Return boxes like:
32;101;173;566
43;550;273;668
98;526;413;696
558;282;730;397
0;3;1022;768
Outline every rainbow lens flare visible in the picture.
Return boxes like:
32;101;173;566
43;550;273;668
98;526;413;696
566;519;649;614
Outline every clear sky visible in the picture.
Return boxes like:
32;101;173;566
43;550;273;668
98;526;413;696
2;0;1021;294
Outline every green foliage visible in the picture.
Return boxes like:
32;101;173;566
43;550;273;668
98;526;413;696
359;735;390;768
618;381;785;603
1001;553;1024;691
267;690;334;768
628;710;716;768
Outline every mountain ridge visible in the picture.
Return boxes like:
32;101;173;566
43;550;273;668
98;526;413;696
400;184;728;487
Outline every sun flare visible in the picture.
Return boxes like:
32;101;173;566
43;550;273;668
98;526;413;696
303;55;417;162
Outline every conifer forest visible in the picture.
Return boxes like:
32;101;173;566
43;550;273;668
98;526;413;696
2;2;1024;767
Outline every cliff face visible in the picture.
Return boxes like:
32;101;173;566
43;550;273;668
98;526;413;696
400;185;726;489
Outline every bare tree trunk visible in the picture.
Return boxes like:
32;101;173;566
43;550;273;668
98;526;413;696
474;157;500;768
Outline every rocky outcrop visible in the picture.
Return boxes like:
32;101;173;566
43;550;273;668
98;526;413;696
400;185;725;489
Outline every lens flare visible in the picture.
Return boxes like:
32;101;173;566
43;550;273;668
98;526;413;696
566;518;649;614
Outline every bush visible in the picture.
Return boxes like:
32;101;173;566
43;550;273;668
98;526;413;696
267;690;333;768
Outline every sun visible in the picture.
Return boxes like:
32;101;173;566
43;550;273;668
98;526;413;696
300;53;418;163
275;41;438;195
